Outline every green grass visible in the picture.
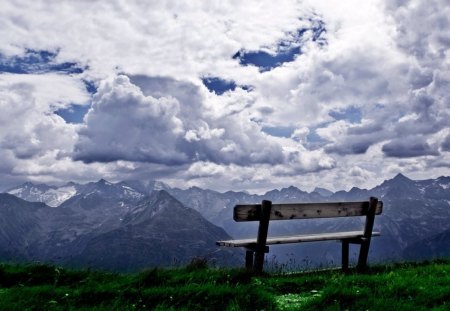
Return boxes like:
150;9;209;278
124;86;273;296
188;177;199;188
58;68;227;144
0;259;449;310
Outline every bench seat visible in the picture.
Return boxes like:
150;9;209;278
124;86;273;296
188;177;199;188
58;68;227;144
217;231;381;247
217;198;382;273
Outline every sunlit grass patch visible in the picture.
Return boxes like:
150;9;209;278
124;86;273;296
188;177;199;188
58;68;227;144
275;290;322;310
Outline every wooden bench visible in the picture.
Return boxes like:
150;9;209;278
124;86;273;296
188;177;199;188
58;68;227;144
216;197;382;273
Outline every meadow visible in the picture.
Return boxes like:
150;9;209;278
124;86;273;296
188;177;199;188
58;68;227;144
0;259;449;310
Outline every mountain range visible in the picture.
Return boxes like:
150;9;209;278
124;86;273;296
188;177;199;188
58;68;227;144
0;181;238;271
2;173;450;270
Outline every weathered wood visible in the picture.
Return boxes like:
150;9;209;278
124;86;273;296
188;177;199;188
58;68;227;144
234;201;383;222
253;200;272;274
216;231;381;247
217;197;383;273
357;197;378;272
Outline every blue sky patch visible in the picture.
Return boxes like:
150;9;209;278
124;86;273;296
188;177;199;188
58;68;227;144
55;78;95;124
306;128;330;150
55;104;91;124
262;126;295;138
329;106;362;123
263;125;329;149
233;46;301;72
83;79;97;94
233;21;326;72
0;49;84;74
202;77;236;95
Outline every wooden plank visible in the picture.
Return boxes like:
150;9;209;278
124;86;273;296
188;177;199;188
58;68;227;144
234;201;383;222
216;231;381;247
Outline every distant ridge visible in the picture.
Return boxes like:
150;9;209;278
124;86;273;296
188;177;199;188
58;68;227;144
312;187;333;197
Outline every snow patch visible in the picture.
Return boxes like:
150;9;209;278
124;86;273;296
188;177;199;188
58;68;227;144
8;188;23;195
154;182;166;190
7;185;77;207
45;186;77;207
123;189;143;199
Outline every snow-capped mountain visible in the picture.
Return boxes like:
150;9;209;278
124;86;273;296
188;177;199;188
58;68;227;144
5;179;170;207
6;182;81;207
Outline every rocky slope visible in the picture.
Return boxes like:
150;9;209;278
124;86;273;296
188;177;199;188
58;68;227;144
402;228;450;260
0;189;237;271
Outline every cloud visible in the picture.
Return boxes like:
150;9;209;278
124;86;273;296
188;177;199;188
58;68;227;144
291;127;310;143
441;134;450;152
1;0;450;193
0;74;87;160
0;0;311;80
302;0;450;162
382;137;439;158
0;73;107;188
386;0;450;64
74;75;187;165
74;74;287;166
181;149;336;192
185;161;226;179
273;149;336;176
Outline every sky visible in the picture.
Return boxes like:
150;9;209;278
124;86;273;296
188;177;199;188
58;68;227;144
1;0;450;193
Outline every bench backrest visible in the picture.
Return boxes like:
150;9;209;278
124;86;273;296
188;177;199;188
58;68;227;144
234;200;383;222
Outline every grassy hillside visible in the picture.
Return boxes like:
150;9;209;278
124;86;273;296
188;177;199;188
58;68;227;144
0;259;449;310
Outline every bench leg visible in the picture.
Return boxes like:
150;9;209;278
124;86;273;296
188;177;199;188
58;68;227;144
245;250;254;270
253;200;272;274
342;240;349;272
358;197;377;272
357;240;370;272
253;252;265;274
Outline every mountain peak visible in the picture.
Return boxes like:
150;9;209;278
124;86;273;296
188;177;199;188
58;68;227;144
120;179;170;194
393;173;411;181
97;179;113;186
312;187;333;197
279;185;305;193
373;172;418;196
379;173;414;187
155;189;172;200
